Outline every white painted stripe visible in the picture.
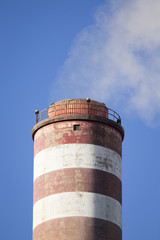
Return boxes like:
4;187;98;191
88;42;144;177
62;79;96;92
34;144;121;181
33;192;122;230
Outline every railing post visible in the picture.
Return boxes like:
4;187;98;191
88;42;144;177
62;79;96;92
35;110;39;124
113;111;115;121
54;104;56;116
86;98;90;114
117;118;121;124
65;102;67;115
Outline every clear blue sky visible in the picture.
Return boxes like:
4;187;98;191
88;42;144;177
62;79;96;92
1;0;160;239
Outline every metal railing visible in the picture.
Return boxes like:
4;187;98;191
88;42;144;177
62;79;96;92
107;108;121;123
35;103;121;124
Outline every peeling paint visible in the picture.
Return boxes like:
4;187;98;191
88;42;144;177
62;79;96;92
34;144;121;181
33;192;122;230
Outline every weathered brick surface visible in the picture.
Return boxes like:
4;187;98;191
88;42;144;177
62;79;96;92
33;217;122;240
48;99;108;118
33;168;122;204
34;120;122;157
33;99;123;240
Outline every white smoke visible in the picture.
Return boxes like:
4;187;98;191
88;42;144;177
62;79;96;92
51;0;160;125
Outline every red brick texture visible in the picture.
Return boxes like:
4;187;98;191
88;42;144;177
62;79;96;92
33;217;122;240
33;168;122;204
34;120;122;157
33;100;123;240
48;99;108;119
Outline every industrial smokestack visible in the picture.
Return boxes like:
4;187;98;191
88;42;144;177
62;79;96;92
32;98;124;240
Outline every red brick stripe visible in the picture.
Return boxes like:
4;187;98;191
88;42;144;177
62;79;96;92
34;120;122;157
33;168;122;204
33;217;122;240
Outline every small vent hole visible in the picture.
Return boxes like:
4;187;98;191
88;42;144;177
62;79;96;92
73;125;80;130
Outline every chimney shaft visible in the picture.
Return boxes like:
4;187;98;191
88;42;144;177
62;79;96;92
32;99;124;240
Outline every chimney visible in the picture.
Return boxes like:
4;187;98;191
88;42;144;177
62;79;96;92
32;98;124;240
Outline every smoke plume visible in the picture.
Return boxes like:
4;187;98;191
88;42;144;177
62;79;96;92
51;0;160;125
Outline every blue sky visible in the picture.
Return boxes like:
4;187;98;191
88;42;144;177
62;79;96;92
1;0;160;239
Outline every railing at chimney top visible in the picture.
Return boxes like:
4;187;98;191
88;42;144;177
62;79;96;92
35;102;121;125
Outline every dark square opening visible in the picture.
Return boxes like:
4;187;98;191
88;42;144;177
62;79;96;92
73;124;80;130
